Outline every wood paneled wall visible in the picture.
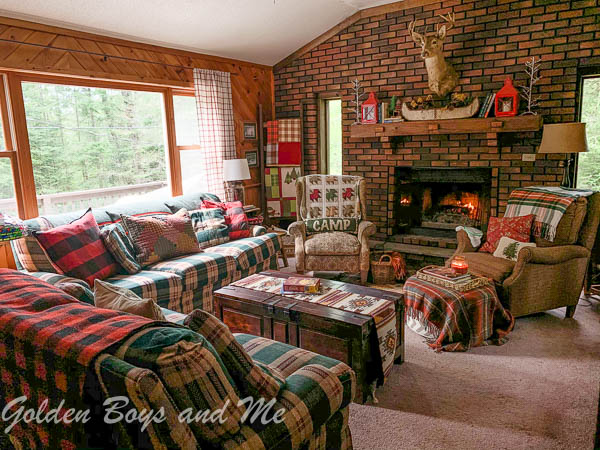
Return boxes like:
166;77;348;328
0;16;273;209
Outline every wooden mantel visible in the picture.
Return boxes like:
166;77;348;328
350;116;543;138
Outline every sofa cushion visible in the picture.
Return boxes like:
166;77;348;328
34;210;119;286
236;334;355;410
29;272;94;304
104;270;183;309
100;223;141;275
479;214;535;254
115;326;245;444
120;214;200;267
175;208;231;249
535;197;588;247
463;252;516;283
146;252;237;291
185;310;283;401
203;200;251;240
304;232;360;256
164;192;220;213
204;233;281;271
94;279;166;321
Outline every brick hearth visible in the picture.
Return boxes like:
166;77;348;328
274;0;599;244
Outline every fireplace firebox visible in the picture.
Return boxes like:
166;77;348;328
394;168;492;238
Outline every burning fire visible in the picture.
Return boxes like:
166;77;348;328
457;200;475;212
400;197;411;205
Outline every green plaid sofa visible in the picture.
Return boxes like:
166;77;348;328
13;192;281;314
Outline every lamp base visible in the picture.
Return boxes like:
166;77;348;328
224;181;245;203
560;157;573;188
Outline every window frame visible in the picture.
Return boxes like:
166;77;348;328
0;71;196;218
575;67;600;188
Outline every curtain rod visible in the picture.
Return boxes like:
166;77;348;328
0;38;240;75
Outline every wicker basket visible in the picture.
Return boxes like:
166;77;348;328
371;254;396;284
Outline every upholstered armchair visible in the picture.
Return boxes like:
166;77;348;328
449;193;600;318
288;175;375;283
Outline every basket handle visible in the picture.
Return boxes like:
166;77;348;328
378;254;392;265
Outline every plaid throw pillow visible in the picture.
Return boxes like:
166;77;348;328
120;214;200;267
100;223;142;275
184;310;283;401
34;210;119;287
10;217;62;273
202;200;250;240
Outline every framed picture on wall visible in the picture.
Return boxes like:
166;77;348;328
245;150;258;167
243;122;257;140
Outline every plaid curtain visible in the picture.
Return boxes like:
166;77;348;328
194;69;236;199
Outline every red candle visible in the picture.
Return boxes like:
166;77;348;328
451;256;468;275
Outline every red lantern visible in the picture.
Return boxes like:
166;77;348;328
494;77;519;117
361;92;378;124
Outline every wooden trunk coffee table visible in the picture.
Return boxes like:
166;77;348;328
214;271;405;403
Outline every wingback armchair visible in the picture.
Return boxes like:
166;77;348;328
288;175;375;283
449;192;600;318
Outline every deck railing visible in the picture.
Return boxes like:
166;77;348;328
0;181;167;216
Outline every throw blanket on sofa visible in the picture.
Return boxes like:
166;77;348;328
0;269;154;448
505;186;594;241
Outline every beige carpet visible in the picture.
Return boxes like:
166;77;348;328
278;259;600;449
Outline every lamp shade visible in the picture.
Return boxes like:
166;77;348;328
223;158;251;182
538;123;588;154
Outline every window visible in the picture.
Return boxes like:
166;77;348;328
173;95;200;146
577;76;600;190
21;82;169;214
323;99;342;175
0;158;17;217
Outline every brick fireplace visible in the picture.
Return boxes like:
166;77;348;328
274;0;600;261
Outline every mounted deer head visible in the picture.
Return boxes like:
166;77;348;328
408;13;459;97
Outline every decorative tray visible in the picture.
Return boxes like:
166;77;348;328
415;265;490;292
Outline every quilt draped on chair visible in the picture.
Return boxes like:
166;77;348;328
193;69;236;200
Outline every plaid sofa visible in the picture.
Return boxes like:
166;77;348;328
1;271;355;449
12;192;281;314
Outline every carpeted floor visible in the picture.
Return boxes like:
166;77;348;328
280;259;600;450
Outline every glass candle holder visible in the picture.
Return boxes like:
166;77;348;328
451;256;469;275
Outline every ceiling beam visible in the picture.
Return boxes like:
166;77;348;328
273;0;441;72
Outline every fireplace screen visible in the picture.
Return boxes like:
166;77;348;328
394;168;492;235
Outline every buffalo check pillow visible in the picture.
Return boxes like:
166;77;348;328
34;209;119;287
202;200;250;240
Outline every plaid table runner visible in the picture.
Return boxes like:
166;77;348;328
0;269;154;448
403;276;514;352
505;186;594;241
231;274;397;384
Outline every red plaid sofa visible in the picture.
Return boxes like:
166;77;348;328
11;192;281;314
0;270;355;449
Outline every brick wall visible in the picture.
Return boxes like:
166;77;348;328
274;0;600;235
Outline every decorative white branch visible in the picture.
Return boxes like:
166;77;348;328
520;56;542;115
349;78;367;124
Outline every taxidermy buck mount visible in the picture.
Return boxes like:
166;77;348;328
408;13;459;98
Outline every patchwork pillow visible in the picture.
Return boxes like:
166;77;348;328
202;200;250;240
305;217;358;234
492;236;537;262
100;223;142;275
479;214;535;254
34;210;119;286
176;208;230;249
94;279;166;320
184;309;284;401
11;217;62;273
120;214;199;267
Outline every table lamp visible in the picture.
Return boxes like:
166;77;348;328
223;158;251;203
538;123;588;188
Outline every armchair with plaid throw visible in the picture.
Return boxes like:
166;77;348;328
288;175;375;283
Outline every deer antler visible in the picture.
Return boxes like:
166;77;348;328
436;12;455;35
408;20;424;44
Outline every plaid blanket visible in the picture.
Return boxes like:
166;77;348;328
0;269;154;448
232;274;397;384
505;186;594;241
403;276;514;352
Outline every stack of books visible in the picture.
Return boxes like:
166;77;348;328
415;266;489;292
478;93;496;118
281;277;321;294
